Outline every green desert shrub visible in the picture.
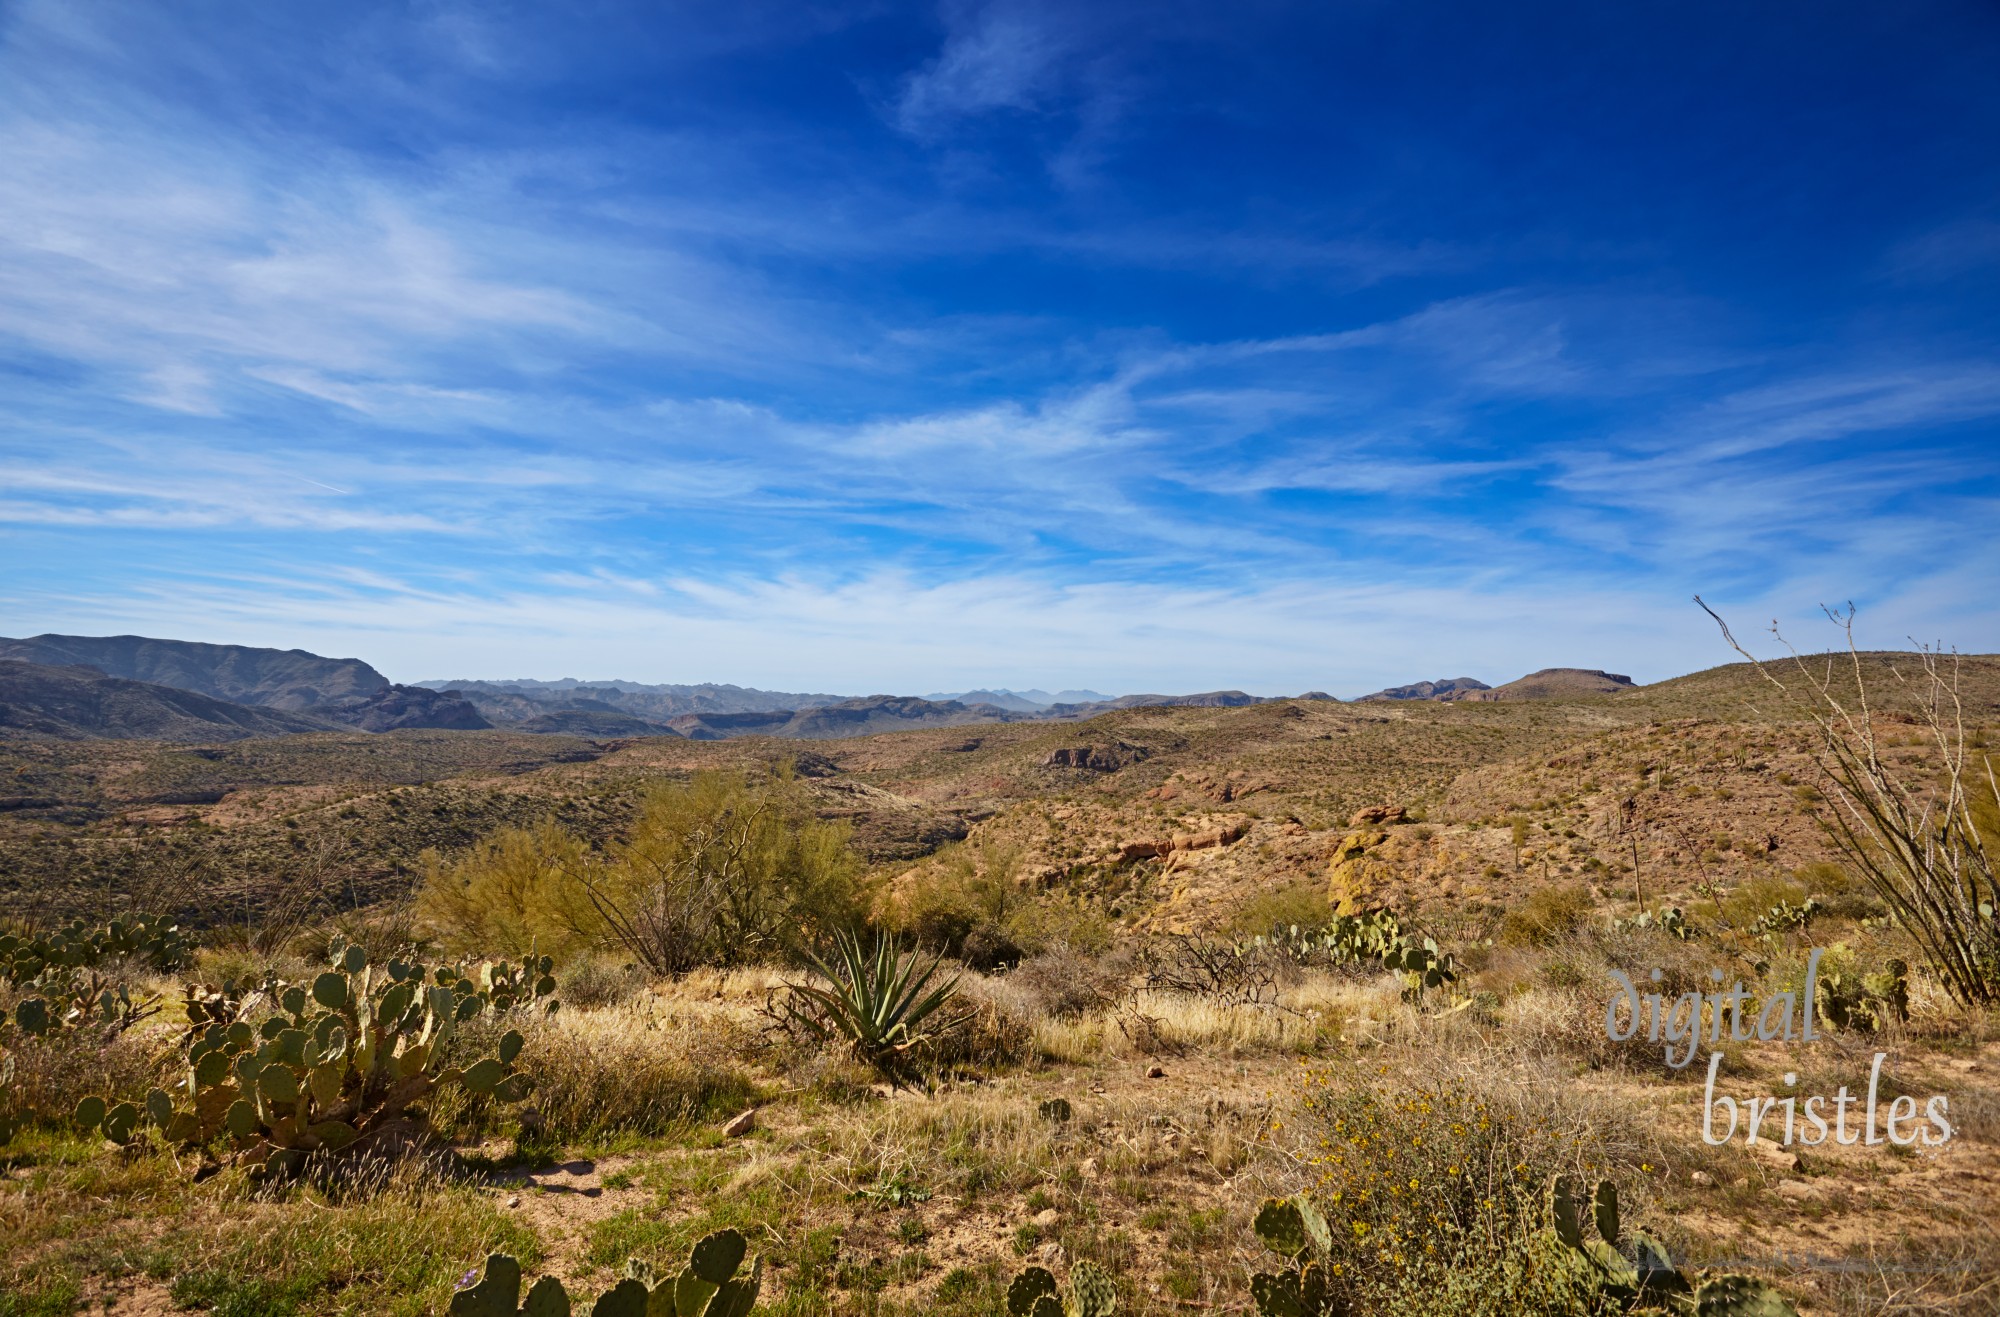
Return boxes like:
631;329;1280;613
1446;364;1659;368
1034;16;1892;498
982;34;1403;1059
417;768;870;976
415;820;598;959
1498;886;1593;948
1227;881;1336;940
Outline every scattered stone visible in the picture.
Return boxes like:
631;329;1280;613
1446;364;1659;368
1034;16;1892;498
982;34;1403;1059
1776;1179;1813;1201
1691;1171;1715;1188
1037;1241;1065;1266
722;1108;758;1138
1033;1208;1060;1228
1146;1065;1167;1079
506;1195;522;1208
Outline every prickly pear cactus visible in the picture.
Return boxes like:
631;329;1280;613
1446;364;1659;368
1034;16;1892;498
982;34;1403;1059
1545;1176;1799;1315
1691;1274;1804;1316
1008;1265;1063;1317
0;912;188;985
1005;1261;1116;1317
449;1229;760;1317
1249;1195;1335;1316
80;940;543;1174
1067;1261;1117;1317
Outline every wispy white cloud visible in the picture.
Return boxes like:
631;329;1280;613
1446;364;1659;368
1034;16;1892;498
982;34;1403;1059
894;2;1078;136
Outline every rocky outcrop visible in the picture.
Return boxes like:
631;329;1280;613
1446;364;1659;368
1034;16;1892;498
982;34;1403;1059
316;684;491;732
1042;741;1150;772
1114;820;1247;864
1349;804;1408;826
1327;828;1394;915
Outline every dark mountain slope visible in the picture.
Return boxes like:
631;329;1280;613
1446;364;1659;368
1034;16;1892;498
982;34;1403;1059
0;634;388;710
0;635;486;731
0;661;342;741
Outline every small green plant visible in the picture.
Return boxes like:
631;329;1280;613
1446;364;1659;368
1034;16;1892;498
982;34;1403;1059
1007;1261;1117;1317
450;1229;762;1316
779;930;967;1078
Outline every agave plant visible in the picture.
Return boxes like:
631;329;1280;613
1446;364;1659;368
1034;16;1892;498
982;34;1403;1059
781;929;967;1078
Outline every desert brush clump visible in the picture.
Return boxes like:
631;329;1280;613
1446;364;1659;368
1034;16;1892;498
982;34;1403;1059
417;768;870;977
1264;1067;1648;1316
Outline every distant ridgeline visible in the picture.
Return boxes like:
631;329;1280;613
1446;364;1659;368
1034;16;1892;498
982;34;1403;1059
1;632;1647;744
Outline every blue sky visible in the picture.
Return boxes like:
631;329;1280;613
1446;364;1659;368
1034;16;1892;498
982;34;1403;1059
2;0;1997;695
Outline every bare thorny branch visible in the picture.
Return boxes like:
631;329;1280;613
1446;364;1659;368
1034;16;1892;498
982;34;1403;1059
1694;596;2000;1005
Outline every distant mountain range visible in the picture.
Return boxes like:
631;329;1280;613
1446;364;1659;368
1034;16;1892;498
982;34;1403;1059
922;688;1112;711
0;633;1643;743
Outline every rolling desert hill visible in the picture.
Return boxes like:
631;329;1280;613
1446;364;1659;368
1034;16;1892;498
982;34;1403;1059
1462;666;1636;700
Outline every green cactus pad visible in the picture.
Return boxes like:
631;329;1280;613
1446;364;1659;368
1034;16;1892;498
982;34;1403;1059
588;1278;647;1317
311;972;348;1010
1253;1197;1308;1258
101;1101;139;1144
1249;1272;1305;1317
705;1264;764;1317
1549;1176;1584;1249
1008;1266;1061;1317
688;1229;749;1286
522;1276;570;1317
74;1095;107;1130
462;1058;506;1094
1591;1179;1619;1244
448;1254;521;1316
1069;1260;1117;1316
